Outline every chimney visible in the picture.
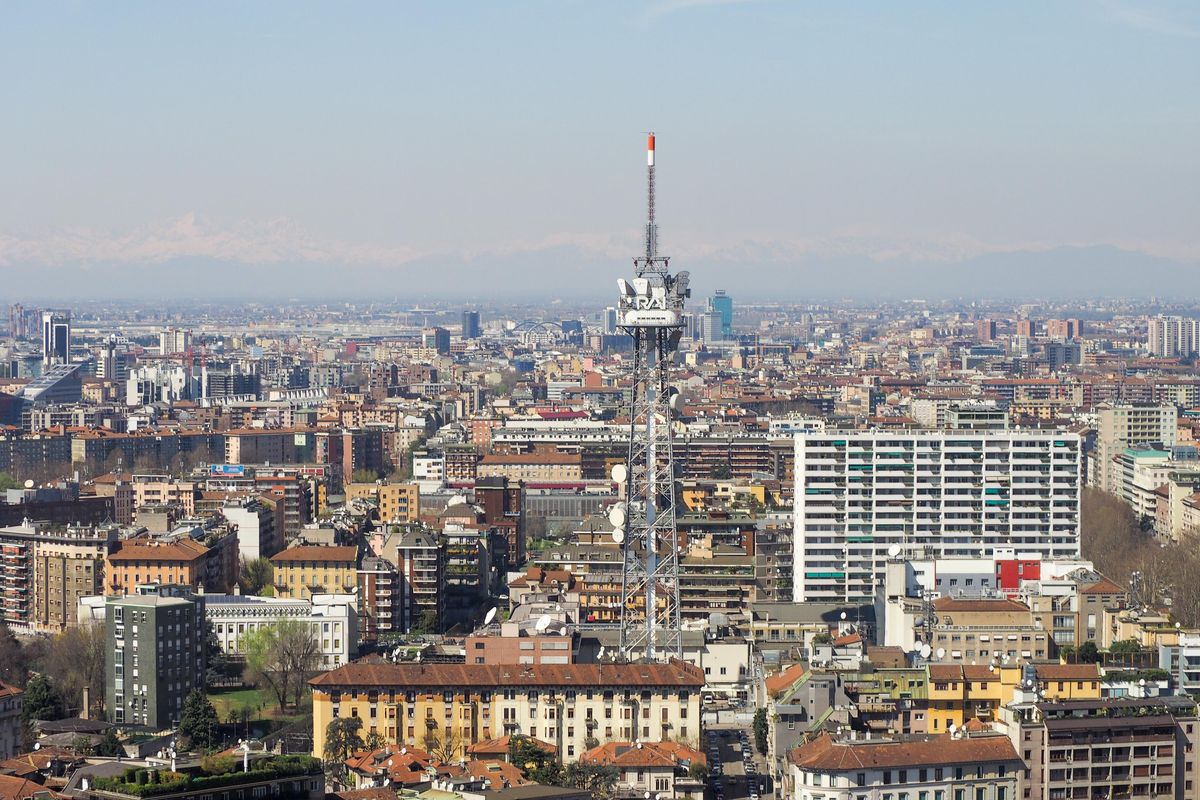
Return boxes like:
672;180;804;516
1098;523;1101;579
81;687;90;720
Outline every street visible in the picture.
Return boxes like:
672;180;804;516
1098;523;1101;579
704;724;772;800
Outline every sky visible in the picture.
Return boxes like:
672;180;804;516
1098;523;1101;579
1;0;1198;301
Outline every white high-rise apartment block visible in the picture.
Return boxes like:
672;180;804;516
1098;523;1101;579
793;431;1081;602
1148;316;1200;358
1091;403;1177;493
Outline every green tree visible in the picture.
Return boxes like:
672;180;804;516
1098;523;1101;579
241;619;321;711
21;674;65;722
94;729;126;757
508;735;559;784
0;472;21;491
352;468;380;483
364;730;387;750
1076;641;1101;663
203;620;232;689
753;708;769;756
411;609;439;635
688;761;709;782
238;558;274;595
72;734;96;756
563;762;617;797
1109;639;1141;656
0;623;30;686
177;689;220;750
323;717;365;783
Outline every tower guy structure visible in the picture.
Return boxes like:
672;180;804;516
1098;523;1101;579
615;134;691;661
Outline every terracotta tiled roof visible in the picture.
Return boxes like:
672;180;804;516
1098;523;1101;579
270;545;358;563
1080;578;1126;595
766;663;807;698
932;597;1030;613
832;633;862;647
108;539;207;563
310;659;704;690
0;682;21;701
463;759;529;787
467;735;556;757
789;732;1019;771
580;741;705;770
1034;663;1100;681
0;775;48;800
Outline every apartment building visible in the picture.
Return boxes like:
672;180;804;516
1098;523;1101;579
927;597;1053;665
1148;315;1200;358
794;431;1082;602
1091;404;1177;494
926;663;1100;734
345;481;420;523
32;525;119;630
270;545;358;600
104;587;205;728
1000;695;1200;800
395;527;444;633
0;682;21;760
476;453;583;483
104;538;211;596
308;660;704;763
787;731;1022;800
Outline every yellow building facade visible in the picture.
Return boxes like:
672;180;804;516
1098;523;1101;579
310;661;704;763
346;482;420;524
270;545;358;600
927;663;1101;733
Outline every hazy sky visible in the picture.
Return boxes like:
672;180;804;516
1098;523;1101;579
2;1;1198;300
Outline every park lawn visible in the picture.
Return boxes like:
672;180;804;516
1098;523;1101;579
208;685;313;724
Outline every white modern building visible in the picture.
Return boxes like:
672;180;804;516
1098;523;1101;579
1148;315;1200;358
205;593;358;669
794;431;1082;602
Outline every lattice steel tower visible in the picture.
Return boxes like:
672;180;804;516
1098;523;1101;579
615;134;690;661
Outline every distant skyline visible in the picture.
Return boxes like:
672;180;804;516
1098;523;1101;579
2;1;1198;300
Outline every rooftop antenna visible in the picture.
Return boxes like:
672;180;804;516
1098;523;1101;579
617;133;689;662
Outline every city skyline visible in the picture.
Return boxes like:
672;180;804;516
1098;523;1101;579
2;1;1198;300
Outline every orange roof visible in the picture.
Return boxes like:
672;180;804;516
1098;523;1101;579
766;663;807;698
1034;663;1100;681
580;741;705;770
270;545;358;563
467;735;556;757
1080;578;1126;595
932;597;1030;613
789;732;1019;771
108;539;207;563
0;776;46;800
463;759;529;788
311;659;704;690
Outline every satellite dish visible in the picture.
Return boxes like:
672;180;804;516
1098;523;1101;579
948;723;957;734
612;529;625;545
887;544;902;558
936;647;946;660
401;748;407;755
840;611;847;621
23;479;33;489
484;607;498;625
920;644;932;659
598;646;606;659
608;504;627;528
33;742;40;751
611;464;628;483
536;615;552;632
